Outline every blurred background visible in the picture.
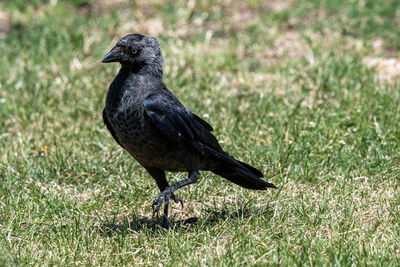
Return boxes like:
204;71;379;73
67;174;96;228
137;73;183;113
0;0;399;265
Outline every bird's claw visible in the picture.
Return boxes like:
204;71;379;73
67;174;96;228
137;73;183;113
152;191;183;217
171;193;184;208
152;190;170;217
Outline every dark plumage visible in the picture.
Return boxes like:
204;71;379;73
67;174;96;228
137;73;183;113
101;34;277;227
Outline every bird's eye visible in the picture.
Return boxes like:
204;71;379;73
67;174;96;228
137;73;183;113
131;48;138;55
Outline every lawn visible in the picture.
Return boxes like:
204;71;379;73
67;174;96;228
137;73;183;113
1;0;400;265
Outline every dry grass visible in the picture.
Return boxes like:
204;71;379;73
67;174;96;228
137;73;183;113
1;0;400;265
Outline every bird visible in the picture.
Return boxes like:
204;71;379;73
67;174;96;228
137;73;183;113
101;33;277;228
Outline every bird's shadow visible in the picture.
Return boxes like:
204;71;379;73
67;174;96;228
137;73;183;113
97;202;273;236
97;216;198;236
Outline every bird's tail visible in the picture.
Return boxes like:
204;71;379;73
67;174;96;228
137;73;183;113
196;143;277;190
211;158;277;190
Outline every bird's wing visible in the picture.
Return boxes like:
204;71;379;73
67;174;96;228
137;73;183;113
102;108;124;148
143;93;222;152
144;93;268;184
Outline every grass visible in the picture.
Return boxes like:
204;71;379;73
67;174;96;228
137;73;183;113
1;0;400;265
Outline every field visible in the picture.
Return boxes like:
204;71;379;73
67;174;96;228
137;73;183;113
1;0;400;265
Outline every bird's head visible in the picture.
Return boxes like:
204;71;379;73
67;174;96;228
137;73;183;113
101;34;163;70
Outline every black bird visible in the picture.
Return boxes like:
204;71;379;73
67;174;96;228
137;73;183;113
101;34;277;227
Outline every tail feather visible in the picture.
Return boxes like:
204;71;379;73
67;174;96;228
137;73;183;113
236;160;263;178
212;163;277;190
197;143;277;190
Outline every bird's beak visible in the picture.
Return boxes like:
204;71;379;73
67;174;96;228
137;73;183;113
101;46;124;63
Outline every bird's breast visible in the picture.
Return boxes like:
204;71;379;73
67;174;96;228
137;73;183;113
112;108;145;136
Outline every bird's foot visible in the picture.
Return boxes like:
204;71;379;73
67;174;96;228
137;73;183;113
152;189;171;217
152;190;183;217
171;193;184;208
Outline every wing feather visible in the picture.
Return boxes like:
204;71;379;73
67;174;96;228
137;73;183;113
143;94;221;152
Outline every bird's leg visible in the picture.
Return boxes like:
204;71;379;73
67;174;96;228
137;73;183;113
152;170;200;226
144;166;184;209
157;180;183;208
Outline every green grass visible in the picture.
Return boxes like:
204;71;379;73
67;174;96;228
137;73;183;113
1;0;400;265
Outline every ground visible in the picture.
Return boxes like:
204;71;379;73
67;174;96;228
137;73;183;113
0;0;399;265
